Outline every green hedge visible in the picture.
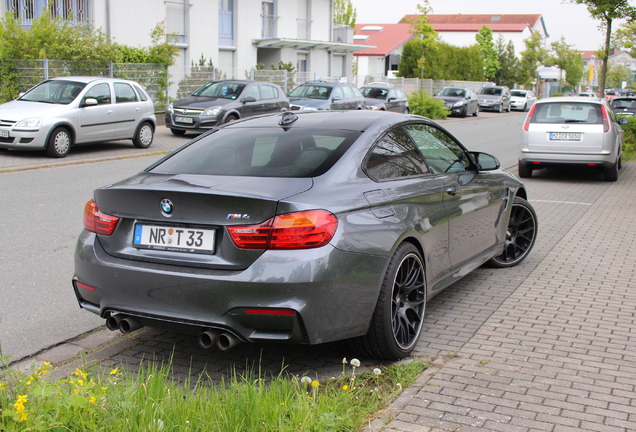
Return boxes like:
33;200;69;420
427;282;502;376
407;91;448;119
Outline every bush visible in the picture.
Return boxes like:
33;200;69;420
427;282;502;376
407;91;448;119
620;116;636;161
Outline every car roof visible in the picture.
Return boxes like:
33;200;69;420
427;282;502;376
360;84;394;89
537;96;603;104
223;110;424;132
49;76;138;84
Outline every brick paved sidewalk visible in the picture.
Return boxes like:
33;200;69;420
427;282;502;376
368;164;636;431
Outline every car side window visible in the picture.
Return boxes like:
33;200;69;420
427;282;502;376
261;85;278;100
332;87;344;100
405;124;470;174
364;127;429;181
133;84;149;101
83;83;112;105
396;89;406;99
244;85;261;100
388;90;397;100
352;87;363;98
342;85;354;99
114;83;138;103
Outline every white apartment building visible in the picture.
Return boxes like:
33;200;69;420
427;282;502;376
3;0;366;86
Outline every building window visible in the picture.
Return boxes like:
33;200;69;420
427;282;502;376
261;1;275;39
297;0;310;40
166;1;188;45
7;0;89;25
219;0;234;46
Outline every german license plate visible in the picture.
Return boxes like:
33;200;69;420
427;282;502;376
174;116;194;124
0;130;9;138
133;224;215;254
550;132;582;141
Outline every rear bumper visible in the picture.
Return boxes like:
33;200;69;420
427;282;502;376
73;230;387;345
519;151;618;169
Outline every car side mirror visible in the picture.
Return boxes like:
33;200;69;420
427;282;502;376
619;117;629;125
332;96;342;101
388;97;396;101
243;96;256;103
470;151;500;171
81;98;98;107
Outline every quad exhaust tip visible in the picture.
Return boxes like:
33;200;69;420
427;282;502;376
198;329;241;351
105;314;143;334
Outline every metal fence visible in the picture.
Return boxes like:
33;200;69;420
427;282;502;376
2;60;491;111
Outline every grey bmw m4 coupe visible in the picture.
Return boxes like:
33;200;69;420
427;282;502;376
73;110;537;360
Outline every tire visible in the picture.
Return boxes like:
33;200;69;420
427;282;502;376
518;161;532;178
472;107;478;117
507;103;511;112
224;114;238;124
405;107;410;114
498;104;503;113
618;154;622;170
460;106;467;118
522;103;528;112
486;197;538;268
133;122;154;148
170;128;186;136
604;161;618;182
351;243;426;360
45;126;72;158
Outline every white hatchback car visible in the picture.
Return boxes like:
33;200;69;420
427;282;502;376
518;97;627;182
0;76;156;158
510;89;537;111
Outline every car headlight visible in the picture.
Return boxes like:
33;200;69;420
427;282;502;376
452;101;465;108
301;106;319;111
166;103;173;113
15;118;42;129
203;106;222;116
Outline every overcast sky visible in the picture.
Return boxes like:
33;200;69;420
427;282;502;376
351;0;636;51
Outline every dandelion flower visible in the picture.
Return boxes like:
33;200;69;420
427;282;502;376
300;376;312;386
342;385;349;390
311;380;320;388
89;396;97;404
342;357;347;364
350;358;361;367
280;402;285;406
373;368;382;375
109;368;119;375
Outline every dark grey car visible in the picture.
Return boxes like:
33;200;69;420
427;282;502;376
288;81;366;111
478;85;511;112
433;87;479;117
73;110;537;360
360;84;410;113
165;80;289;135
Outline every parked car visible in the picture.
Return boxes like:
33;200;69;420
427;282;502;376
518;97;627;181
577;92;596;98
359;84;409;113
510;89;537;111
604;89;618;100
609;97;636;117
477;85;511;112
288;81;366;110
433;87;479;117
73;110;537;360
165;80;289;135
0;76;155;158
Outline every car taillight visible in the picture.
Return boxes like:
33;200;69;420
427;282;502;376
523;104;537;131
84;199;120;236
227;210;338;250
600;104;610;132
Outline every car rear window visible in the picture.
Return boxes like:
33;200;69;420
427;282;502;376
531;102;603;124
150;127;361;178
511;90;527;97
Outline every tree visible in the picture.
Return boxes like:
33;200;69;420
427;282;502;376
475;26;499;81
333;0;356;28
569;0;636;91
606;63;632;87
550;37;584;89
519;30;550;86
403;2;439;79
493;36;521;87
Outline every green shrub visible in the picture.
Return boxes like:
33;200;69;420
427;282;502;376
407;91;448;119
620;116;636;161
551;92;565;97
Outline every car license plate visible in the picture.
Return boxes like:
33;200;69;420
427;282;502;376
174;116;194;124
549;132;582;141
0;130;8;138
133;224;215;254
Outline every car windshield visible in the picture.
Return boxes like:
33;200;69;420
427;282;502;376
289;85;332;100
19;80;87;104
531;102;603;124
611;99;636;109
150;127;361;178
511;91;527;97
479;87;502;96
437;88;465;97
192;82;246;99
360;87;389;99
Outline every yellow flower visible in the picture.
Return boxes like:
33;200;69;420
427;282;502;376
74;369;89;379
89;396;97;404
342;385;349;390
19;413;28;423
280;402;285;406
311;380;320;388
101;386;108;391
109;368;119;375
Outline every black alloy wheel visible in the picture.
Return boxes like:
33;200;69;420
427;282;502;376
352;243;426;360
486;197;537;268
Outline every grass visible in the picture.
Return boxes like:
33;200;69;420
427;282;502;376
0;355;428;431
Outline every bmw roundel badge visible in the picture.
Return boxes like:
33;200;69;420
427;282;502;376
160;199;174;215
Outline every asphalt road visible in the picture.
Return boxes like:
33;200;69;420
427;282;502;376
0;110;526;361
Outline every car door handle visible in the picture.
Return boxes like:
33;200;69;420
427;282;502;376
446;184;459;196
135;107;140;112
107;110;113;115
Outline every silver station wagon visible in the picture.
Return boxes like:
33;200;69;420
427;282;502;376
0;76;156;158
518;97;627;181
